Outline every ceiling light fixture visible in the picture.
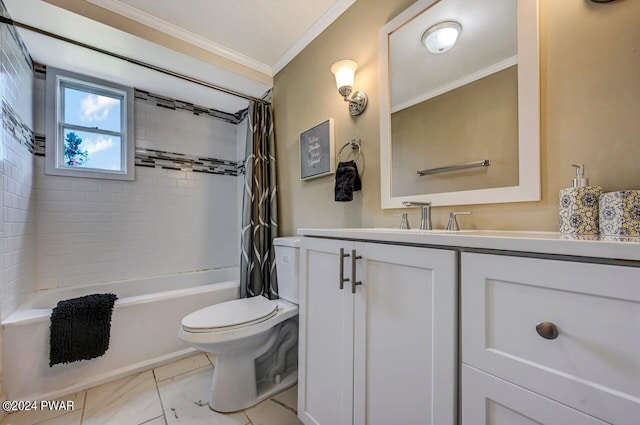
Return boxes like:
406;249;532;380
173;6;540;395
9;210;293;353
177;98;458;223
330;60;368;116
422;21;462;54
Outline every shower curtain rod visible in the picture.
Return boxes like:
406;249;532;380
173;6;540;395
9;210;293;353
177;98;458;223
0;15;269;105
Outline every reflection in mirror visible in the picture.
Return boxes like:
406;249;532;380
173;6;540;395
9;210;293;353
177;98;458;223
391;0;517;196
379;0;540;208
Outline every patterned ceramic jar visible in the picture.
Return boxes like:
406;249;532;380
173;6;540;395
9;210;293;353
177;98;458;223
559;186;602;235
599;191;640;236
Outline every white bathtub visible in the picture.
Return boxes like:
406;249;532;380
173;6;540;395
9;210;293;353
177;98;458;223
1;268;240;400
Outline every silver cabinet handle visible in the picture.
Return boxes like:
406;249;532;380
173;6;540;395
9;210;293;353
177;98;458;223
351;249;362;293
536;322;559;340
339;248;350;290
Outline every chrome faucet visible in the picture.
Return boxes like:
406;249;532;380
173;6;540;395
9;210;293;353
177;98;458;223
402;201;432;230
394;213;411;229
446;211;472;231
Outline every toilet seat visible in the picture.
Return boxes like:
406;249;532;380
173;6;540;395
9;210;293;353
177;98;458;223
181;296;278;333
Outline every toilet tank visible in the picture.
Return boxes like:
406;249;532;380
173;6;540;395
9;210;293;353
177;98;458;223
273;237;301;304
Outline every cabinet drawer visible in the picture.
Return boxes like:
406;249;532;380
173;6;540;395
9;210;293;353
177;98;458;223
462;365;608;425
461;253;640;425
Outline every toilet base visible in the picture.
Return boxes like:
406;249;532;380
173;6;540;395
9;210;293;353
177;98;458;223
179;300;299;413
207;318;299;413
209;366;297;413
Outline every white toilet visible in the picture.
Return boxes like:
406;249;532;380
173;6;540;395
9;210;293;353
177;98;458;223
178;237;300;413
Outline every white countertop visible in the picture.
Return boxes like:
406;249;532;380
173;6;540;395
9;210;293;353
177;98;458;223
297;228;640;262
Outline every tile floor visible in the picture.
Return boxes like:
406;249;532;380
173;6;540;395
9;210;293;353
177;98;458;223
1;353;303;425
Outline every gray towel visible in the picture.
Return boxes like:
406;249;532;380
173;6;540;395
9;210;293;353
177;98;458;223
49;293;118;367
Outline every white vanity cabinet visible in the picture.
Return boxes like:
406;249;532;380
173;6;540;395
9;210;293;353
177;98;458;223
298;237;457;425
461;253;640;425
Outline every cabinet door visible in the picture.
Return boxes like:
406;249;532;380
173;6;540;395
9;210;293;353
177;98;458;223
461;253;640;425
299;237;355;425
352;242;457;425
462;365;608;425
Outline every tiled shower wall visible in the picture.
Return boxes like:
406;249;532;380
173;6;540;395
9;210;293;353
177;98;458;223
0;15;36;319
33;77;244;291
0;3;248;317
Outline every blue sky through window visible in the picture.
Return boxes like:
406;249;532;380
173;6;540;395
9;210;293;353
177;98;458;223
63;87;123;171
63;129;122;171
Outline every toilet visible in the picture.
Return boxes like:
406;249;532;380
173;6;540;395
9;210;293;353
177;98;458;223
178;237;301;413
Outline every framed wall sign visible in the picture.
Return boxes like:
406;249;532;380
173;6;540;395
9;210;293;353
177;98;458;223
299;118;335;180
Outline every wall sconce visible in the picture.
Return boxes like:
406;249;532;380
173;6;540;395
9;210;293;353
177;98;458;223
330;60;368;116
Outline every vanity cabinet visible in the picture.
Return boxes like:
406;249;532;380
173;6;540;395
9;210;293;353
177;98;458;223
298;237;457;425
461;365;608;425
461;253;640;425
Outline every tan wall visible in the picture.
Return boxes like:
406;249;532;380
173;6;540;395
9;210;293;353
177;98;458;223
272;0;640;235
392;66;519;197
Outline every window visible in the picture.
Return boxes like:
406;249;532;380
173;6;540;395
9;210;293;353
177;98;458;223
46;67;134;180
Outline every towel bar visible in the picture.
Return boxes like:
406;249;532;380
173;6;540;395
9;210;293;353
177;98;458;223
417;159;490;176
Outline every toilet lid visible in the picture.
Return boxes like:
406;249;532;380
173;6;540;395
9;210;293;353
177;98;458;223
181;296;278;332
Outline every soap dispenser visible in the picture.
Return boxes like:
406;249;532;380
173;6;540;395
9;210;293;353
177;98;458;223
559;164;602;235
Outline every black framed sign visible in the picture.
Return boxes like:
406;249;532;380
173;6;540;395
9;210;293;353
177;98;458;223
299;118;335;180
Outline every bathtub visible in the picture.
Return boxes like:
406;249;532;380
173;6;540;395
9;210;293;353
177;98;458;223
1;268;240;400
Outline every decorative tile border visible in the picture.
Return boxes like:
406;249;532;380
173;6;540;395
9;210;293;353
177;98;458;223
34;133;46;156
28;132;245;176
29;63;247;175
2;98;35;153
34;64;247;124
34;62;46;80
134;90;247;124
136;148;242;176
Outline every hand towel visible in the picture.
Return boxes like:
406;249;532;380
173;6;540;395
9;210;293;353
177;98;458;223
335;160;362;202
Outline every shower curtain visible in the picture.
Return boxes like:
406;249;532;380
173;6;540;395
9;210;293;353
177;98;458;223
240;98;279;299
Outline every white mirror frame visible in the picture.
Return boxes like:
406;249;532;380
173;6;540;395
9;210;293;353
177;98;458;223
379;0;540;208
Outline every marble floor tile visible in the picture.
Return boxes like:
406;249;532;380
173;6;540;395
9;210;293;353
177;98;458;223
37;410;82;425
153;353;211;382
82;370;163;425
157;368;249;425
138;416;166;425
0;391;85;425
271;385;298;412
205;352;217;365
245;398;303;425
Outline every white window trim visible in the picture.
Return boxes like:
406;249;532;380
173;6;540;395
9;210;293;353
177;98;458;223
45;67;135;180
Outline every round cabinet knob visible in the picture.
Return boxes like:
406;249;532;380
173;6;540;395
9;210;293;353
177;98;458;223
535;321;559;340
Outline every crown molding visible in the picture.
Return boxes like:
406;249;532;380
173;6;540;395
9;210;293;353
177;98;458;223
87;0;273;75
271;0;356;75
87;0;356;77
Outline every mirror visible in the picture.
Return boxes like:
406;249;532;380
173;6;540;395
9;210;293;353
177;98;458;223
379;0;540;208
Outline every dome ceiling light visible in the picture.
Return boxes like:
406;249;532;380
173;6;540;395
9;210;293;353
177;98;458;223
422;21;462;54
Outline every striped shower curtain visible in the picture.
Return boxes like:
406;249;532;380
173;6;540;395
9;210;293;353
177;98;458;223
240;98;279;299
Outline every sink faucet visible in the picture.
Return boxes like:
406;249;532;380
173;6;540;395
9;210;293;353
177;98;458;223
446;211;472;231
402;201;432;230
393;213;411;229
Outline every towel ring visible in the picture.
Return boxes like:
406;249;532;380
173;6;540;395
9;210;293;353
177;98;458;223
337;138;362;164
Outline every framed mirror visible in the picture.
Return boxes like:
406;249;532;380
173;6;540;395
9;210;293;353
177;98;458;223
379;0;540;208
